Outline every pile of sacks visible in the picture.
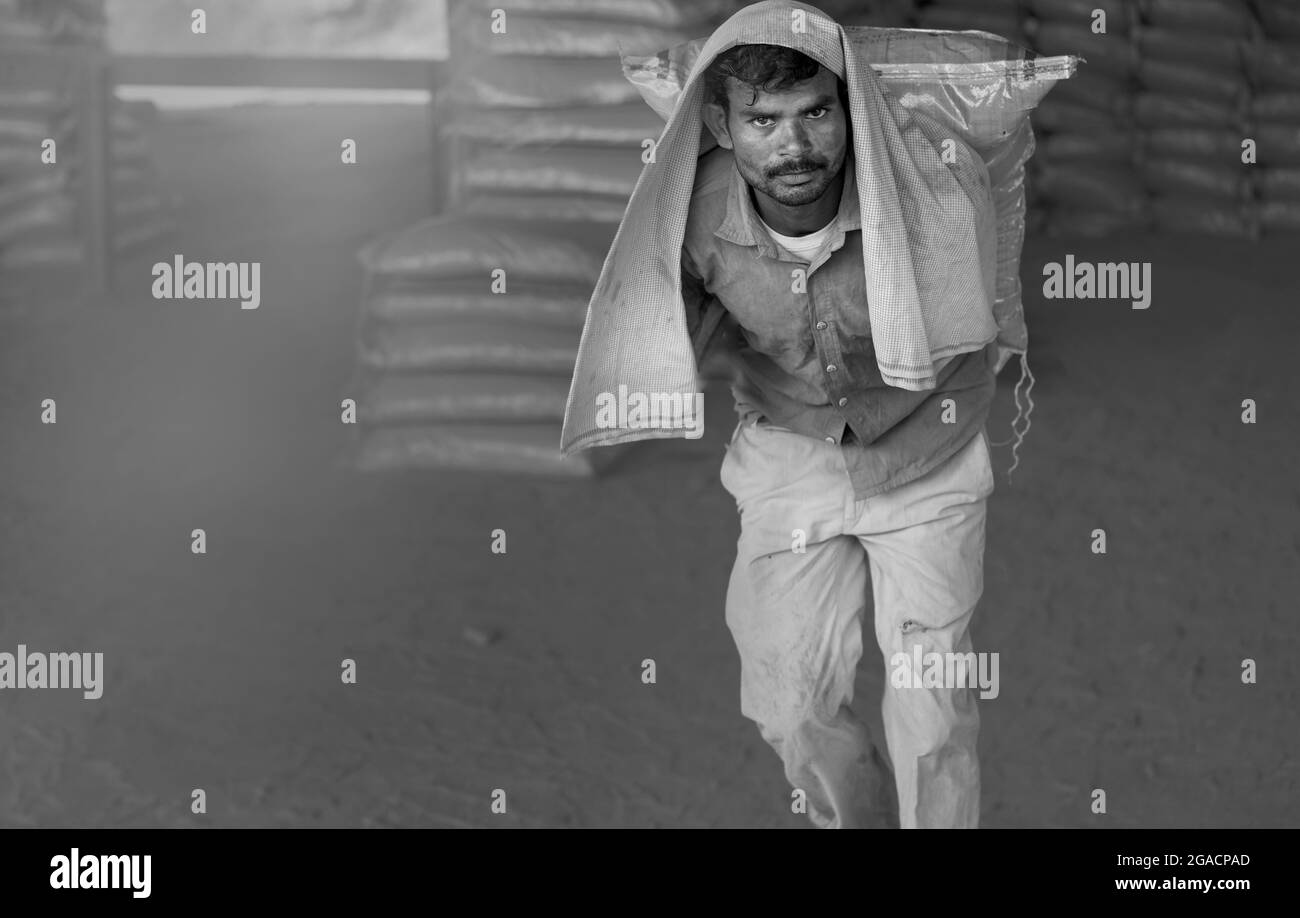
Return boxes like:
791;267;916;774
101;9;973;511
0;0;173;272
348;0;744;477
1002;0;1300;237
0;0;106;45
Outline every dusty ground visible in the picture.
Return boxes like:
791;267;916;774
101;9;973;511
0;102;1297;828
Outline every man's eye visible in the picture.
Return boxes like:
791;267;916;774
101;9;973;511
751;116;774;127
806;107;827;119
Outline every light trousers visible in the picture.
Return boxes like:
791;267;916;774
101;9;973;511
719;418;995;829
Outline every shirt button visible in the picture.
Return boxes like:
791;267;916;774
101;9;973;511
825;436;837;444
815;321;827;330
837;397;848;407
826;364;837;373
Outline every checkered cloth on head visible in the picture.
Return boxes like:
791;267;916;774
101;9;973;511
561;0;1002;456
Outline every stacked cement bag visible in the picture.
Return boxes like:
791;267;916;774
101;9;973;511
1131;0;1261;237
436;0;737;223
0;0;106;45
792;0;919;28
0;0;173;271
349;0;745;476
916;0;1029;42
351;215;641;476
1019;0;1146;236
1252;3;1300;233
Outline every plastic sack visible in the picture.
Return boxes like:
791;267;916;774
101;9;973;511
623;25;1079;361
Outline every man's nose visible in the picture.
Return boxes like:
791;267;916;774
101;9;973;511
776;120;813;155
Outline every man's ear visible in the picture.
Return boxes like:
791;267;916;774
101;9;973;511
701;101;734;151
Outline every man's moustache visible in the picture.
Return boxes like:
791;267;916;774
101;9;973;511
770;162;824;176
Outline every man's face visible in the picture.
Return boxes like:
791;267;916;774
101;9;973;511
706;65;848;208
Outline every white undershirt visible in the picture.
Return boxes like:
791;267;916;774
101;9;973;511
760;216;836;264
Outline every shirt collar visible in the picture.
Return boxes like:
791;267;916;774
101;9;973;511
714;153;861;256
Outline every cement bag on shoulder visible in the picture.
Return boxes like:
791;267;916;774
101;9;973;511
623;25;1079;362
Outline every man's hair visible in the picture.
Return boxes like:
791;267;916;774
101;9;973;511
704;43;849;116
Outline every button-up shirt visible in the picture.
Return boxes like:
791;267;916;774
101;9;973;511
681;146;998;501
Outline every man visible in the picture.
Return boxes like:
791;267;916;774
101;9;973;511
561;1;1004;829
